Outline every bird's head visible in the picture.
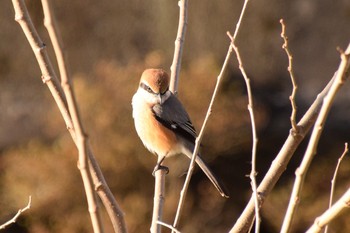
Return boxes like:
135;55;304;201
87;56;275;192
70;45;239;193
138;69;171;105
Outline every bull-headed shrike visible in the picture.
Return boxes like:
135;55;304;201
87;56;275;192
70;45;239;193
132;68;229;198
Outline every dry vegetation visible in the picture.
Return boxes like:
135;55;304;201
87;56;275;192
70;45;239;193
1;1;350;233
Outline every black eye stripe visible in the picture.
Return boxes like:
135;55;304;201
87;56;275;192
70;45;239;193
140;82;155;94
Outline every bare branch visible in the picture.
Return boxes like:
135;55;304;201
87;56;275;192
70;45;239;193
280;19;298;132
0;196;31;230
151;160;166;233
227;0;262;231
11;1;127;232
40;1;103;233
153;1;189;232
157;220;181;233
324;143;348;233
169;0;189;95
172;0;252;230
306;188;350;233
172;20;232;233
232;0;250;40
280;43;350;233
230;71;336;232
228;28;260;233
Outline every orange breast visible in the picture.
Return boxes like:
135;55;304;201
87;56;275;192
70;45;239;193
134;103;179;157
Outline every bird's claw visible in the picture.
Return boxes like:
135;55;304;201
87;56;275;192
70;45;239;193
152;164;169;176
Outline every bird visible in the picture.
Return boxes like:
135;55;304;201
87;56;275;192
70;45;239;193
132;68;229;198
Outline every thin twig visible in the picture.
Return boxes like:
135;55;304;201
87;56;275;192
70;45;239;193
280;19;298;132
0;196;31;230
280;43;350;233
11;1;127;232
169;0;189;95
40;1;103;232
228;29;260;233
228;0;261;231
324;143;348;233
173;0;252;230
230;73;336;233
306;187;350;233
157;220;181;233
172;22;231;232
172;45;231;227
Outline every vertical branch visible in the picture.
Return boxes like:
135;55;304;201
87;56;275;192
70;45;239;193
324;143;348;233
11;0;69;126
227;28;260;232
11;1;127;232
152;1;189;232
172;48;231;230
306;188;350;233
151;163;166;233
172;0;252;230
280;43;350;233
169;0;189;95
280;19;298;132
40;1;103;232
228;0;262;231
41;0;68;86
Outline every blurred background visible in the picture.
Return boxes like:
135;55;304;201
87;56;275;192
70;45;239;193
1;0;350;232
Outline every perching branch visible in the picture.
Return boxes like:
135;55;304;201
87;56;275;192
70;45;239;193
169;0;189;95
151;1;190;232
280;19;298;132
280;43;350;233
306;187;350;233
151;158;166;233
324;143;348;233
40;1;103;232
150;1;189;232
11;1;127;232
0;196;31;230
173;0;251;230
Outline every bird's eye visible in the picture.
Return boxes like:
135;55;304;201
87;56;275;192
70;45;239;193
146;86;153;93
140;82;155;94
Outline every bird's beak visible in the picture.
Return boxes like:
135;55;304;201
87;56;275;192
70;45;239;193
158;94;163;105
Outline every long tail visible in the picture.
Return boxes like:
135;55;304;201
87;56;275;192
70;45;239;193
180;141;229;198
194;155;230;198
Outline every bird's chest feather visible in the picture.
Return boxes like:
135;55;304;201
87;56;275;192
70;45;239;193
132;96;179;157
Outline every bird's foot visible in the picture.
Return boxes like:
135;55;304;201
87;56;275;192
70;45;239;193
152;164;169;176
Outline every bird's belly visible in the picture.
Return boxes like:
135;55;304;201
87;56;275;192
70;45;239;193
133;104;180;157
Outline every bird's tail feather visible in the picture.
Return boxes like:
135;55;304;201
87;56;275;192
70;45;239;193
194;154;230;198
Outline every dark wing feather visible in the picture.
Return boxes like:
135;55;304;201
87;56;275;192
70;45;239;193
152;94;197;144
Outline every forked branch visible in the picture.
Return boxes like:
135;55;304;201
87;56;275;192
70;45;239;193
280;43;350;233
306;188;350;233
230;67;336;233
227;29;260;233
41;1;103;232
11;1;127;232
